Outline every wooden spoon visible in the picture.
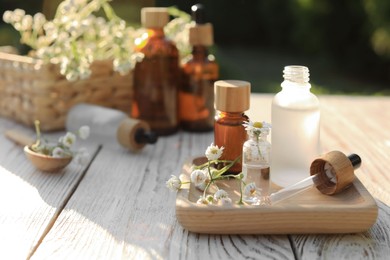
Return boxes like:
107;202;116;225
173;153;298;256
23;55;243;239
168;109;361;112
23;145;72;172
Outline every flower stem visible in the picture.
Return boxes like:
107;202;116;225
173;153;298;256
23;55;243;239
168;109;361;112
31;120;41;150
238;179;244;205
202;179;213;198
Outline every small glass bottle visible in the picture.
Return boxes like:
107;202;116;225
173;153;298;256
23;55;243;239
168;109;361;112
132;7;180;136
271;65;321;188
66;104;157;151
243;125;271;180
214;80;250;174
242;124;271;205
179;4;219;132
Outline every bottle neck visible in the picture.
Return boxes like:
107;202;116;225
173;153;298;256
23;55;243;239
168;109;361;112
283;65;310;84
192;45;209;61
248;131;268;141
217;111;245;118
282;65;311;92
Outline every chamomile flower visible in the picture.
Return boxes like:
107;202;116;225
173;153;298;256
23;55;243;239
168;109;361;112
218;197;232;205
243;120;271;136
206;195;215;204
190;169;207;186
60;132;76;148
214;189;229;200
196;196;209;205
52;147;66;158
244;182;259;197
166;175;182;192
205;143;224;161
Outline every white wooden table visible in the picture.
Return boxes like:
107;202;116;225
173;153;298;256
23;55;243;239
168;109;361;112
1;94;390;259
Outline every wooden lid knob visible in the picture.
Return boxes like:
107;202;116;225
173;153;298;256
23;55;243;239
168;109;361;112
214;80;251;112
141;7;169;28
189;23;213;46
117;118;150;152
310;151;355;195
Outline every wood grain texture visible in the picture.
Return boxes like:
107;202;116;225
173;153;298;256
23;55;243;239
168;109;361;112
292;200;390;260
32;132;294;259
176;157;377;234
0;118;98;259
1;94;390;259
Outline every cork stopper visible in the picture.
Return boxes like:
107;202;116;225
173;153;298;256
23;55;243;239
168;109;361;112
141;7;169;28
310;151;358;195
189;23;213;46
117;118;155;152
214;80;250;112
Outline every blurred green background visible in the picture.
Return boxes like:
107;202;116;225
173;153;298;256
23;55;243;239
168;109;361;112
1;0;389;95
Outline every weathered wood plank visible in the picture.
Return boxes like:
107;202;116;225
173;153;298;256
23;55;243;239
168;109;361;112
0;118;98;259
32;131;294;259
3;94;390;259
293;200;390;260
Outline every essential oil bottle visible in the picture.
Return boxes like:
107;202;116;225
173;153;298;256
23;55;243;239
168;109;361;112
132;7;180;136
179;4;219;132
271;65;321;188
214;80;250;174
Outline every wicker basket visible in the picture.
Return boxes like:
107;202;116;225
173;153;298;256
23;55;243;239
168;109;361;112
0;52;133;131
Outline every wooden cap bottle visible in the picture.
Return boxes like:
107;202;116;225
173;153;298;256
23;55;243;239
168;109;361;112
310;151;361;195
214;80;251;112
141;7;169;28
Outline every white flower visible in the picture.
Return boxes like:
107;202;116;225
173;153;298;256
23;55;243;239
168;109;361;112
166;175;182;192
244;182;258;197
52;147;66;158
214;189;229;200
3;11;13;23
206;195;215;204
78;126;90;139
218;197;232;205
243;120;271;136
195;181;208;191
190;169;207;186
75;147;90;165
60;132;76;148
196;196;209;205
205;143;224;161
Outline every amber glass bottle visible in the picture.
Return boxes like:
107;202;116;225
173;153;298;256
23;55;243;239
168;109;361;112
132;8;180;136
179;4;219;131
214;80;250;174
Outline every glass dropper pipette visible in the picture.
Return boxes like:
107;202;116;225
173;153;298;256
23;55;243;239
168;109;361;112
269;153;361;205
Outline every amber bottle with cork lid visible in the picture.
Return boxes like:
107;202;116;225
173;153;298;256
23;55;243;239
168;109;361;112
214;80;250;174
179;4;218;132
132;7;180;136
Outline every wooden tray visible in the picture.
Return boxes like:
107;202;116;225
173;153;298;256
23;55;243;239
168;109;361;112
176;157;378;234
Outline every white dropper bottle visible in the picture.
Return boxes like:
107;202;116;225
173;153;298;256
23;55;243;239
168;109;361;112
271;65;321;188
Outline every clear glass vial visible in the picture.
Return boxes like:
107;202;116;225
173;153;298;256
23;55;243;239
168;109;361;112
243;126;271;180
271;65;321;188
242;124;271;204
